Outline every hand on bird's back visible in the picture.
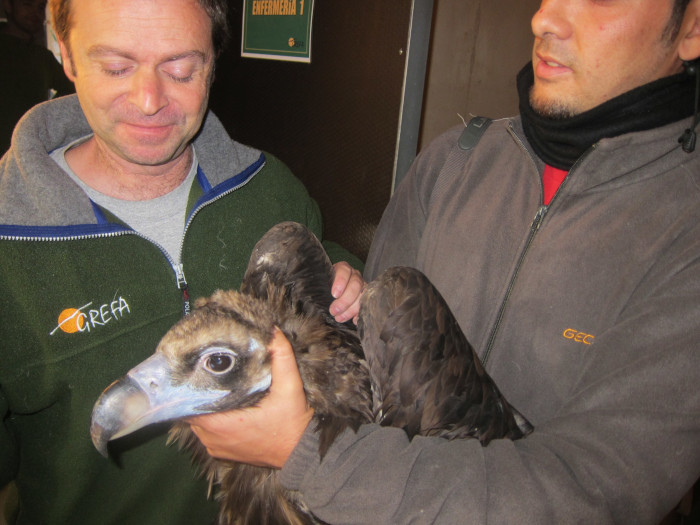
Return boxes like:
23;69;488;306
329;261;364;324
188;328;314;469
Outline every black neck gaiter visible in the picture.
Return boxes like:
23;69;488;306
517;62;695;170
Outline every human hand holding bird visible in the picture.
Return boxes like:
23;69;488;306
188;327;313;469
329;261;365;324
188;260;364;469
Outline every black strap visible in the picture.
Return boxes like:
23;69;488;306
429;116;492;210
458;117;492;151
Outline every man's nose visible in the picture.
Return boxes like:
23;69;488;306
128;69;168;116
531;0;573;41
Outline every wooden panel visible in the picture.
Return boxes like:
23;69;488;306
419;0;541;148
210;1;414;261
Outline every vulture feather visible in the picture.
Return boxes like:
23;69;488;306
90;221;532;525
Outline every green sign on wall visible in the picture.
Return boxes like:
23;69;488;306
241;0;315;63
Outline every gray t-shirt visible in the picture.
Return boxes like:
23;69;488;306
51;136;196;266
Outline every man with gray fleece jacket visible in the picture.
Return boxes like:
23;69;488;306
190;0;700;523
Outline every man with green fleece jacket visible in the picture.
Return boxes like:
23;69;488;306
0;0;363;523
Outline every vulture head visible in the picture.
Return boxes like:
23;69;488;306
90;289;277;457
90;221;532;525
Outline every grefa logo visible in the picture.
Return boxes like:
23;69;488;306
50;296;131;335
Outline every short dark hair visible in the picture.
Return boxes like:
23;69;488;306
49;0;230;55
665;0;692;41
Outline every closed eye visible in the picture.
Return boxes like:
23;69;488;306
167;73;193;83
101;63;133;77
161;53;208;83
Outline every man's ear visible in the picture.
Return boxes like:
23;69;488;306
679;0;700;61
58;39;77;82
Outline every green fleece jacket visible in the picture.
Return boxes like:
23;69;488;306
0;95;360;524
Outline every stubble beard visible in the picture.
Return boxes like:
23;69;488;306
529;85;578;120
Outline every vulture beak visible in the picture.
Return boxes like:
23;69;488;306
90;353;229;457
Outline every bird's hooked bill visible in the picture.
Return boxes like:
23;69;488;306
90;352;229;457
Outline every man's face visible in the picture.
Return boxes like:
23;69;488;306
5;0;47;37
530;0;686;117
59;0;214;168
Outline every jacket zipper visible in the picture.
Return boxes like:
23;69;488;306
481;132;596;366
172;158;266;317
1;227;196;314
482;205;547;365
3;225;196;318
0;230;129;243
174;264;191;316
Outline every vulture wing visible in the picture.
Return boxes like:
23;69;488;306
242;221;336;315
358;266;533;444
240;222;370;455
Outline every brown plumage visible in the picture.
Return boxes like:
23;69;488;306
359;266;532;442
90;221;532;525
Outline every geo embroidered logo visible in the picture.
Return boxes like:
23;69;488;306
562;328;595;345
50;296;131;335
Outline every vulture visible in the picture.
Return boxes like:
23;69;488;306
90;221;533;525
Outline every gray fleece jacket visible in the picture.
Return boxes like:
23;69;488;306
280;116;700;524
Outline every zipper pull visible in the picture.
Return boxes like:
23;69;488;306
531;205;547;232
175;264;191;316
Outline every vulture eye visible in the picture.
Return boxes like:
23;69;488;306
201;349;236;374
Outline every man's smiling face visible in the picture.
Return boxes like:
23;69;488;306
59;0;215;168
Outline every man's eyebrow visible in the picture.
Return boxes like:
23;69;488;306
87;45;135;60
86;46;208;63
163;51;209;64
